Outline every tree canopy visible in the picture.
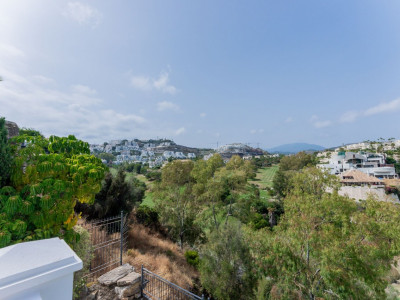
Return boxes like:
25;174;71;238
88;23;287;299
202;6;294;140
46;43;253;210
0;133;106;247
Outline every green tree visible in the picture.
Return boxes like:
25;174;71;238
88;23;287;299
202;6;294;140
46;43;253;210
19;128;44;137
0;134;106;247
97;152;115;163
76;170;145;219
199;223;256;300
0;117;12;187
252;168;400;299
279;152;315;171
155;160;202;248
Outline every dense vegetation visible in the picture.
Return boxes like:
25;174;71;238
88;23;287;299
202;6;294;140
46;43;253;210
0;126;106;247
3;118;400;299
140;151;400;299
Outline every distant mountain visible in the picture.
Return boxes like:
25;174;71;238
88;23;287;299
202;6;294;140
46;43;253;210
267;143;325;154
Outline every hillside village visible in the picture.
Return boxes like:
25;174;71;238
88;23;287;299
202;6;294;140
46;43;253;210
90;139;267;167
90;139;200;168
316;140;400;202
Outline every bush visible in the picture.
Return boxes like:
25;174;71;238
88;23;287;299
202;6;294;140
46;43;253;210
136;206;159;227
184;250;199;268
71;226;94;299
145;170;161;182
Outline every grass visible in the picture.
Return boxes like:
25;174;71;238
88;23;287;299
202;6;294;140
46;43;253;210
109;168;155;207
124;223;198;291
141;191;155;208
250;165;279;189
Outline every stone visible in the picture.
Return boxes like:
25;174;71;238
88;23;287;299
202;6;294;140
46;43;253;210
117;272;141;286
115;286;128;299
5;121;19;139
85;290;98;300
98;264;134;286
122;282;141;297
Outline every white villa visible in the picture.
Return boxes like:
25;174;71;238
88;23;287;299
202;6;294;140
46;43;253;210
319;151;397;179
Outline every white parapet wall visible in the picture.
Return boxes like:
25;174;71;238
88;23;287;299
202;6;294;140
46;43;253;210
338;186;400;202
0;238;82;300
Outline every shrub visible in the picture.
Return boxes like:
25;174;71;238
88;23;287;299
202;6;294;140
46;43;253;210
145;170;161;182
71;226;94;299
136;206;159;227
184;250;199;268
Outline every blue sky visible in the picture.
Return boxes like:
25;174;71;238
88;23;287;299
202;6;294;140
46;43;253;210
1;1;400;148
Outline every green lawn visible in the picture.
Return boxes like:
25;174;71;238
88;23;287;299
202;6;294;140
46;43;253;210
109;168;155;208
141;191;155;208
250;165;279;189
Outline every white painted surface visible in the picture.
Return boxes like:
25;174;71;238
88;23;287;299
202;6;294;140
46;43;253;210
338;186;399;202
0;238;82;300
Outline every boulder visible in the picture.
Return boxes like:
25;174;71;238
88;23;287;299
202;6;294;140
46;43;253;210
5;121;19;139
117;272;141;286
98;264;134;286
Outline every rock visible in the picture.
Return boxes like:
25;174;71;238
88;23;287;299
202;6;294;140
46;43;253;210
98;264;134;286
5;121;19;139
117;272;141;286
122;282;141;297
115;286;128;299
85;290;98;300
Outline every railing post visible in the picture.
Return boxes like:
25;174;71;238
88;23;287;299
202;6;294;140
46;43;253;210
120;210;123;266
141;265;144;298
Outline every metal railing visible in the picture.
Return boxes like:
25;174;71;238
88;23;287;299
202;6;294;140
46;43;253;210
141;266;204;300
82;211;129;282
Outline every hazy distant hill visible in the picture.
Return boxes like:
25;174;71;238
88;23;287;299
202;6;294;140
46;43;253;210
267;143;325;154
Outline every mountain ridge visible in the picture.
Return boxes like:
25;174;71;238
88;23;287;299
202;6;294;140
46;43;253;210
267;143;325;154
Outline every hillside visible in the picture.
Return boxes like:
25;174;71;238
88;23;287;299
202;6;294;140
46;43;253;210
267;143;325;154
216;143;265;160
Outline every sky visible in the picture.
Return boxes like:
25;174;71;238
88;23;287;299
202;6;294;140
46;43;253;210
1;1;400;149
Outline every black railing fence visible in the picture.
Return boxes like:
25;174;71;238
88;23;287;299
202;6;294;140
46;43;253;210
82;211;129;282
141;266;205;300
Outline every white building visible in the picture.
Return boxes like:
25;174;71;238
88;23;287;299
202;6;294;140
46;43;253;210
187;153;196;159
319;151;397;179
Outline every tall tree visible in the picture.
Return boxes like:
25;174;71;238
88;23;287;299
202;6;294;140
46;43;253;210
0;118;11;187
76;169;145;219
199;223;256;300
252;168;400;299
155;160;201;248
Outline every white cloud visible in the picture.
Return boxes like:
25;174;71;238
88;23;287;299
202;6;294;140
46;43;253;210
338;98;400;125
130;76;152;91
153;72;177;94
63;2;102;28
339;111;359;123
175;127;186;136
130;71;177;95
314;120;332;128
71;84;97;95
285;117;293;123
200;112;207;118
309;115;332;128
251;129;265;134
0;65;152;143
0;43;25;58
157;101;180;112
364;98;400;116
33;75;55;85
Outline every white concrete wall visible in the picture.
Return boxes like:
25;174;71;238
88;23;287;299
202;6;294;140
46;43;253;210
0;238;82;300
338;186;399;202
